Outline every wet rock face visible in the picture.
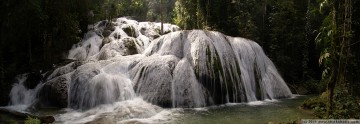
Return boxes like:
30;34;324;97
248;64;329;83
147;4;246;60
122;38;138;55
140;27;160;40
36;61;83;108
135;30;292;107
68;17;180;61
69;64;102;110
102;30;112;37
101;37;111;48
122;24;139;37
38;75;69;108
46;61;83;80
130;55;179;108
106;23;116;32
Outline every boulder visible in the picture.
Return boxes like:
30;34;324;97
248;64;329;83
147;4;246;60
104;22;116;32
130;56;180;107
122;24;139;37
38;75;69;108
140;27;160;40
102;30;112;37
101;37;112;48
46;61;83;80
122;38;138;55
69;64;102;110
97;20;108;28
163;29;171;35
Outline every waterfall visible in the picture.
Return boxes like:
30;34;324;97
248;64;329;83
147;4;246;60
8;17;292;112
138;30;292;107
8;73;43;110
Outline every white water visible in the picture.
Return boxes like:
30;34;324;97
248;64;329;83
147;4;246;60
7;17;292;123
8;74;43;111
55;98;178;124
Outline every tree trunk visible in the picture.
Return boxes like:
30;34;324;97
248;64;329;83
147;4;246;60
43;31;47;63
160;0;164;34
28;36;32;66
326;0;353;118
327;69;337;118
0;33;3;87
197;0;200;29
326;1;338;118
342;0;352;89
205;0;209;28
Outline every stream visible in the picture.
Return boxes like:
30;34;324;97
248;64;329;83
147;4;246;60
175;95;314;124
0;95;314;124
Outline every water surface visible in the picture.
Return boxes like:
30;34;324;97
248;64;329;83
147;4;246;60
175;95;314;124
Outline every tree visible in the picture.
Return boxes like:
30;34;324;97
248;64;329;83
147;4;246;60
173;0;198;30
349;0;360;97
160;0;164;34
316;0;353;117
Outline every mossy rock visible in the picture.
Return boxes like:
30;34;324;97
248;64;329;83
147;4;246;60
105;23;116;31
122;37;138;55
101;37;112;48
140;27;160;40
155;28;161;35
154;27;171;35
102;30;112;37
163;30;171;35
140;27;146;35
122;24;139;37
38;76;69;108
44;60;83;81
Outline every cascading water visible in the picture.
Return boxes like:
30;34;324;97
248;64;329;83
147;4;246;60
137;30;292;107
8;73;44;111
6;17;292;123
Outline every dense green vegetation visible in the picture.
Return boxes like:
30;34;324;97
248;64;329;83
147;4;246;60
0;0;159;105
173;0;321;84
1;0;359;119
24;116;40;124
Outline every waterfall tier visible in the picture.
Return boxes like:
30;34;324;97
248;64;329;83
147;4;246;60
9;17;292;110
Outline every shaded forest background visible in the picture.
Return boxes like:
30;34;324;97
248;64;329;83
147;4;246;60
0;0;359;118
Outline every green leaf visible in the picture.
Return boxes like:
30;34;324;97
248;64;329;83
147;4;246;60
327;30;332;37
319;52;330;65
